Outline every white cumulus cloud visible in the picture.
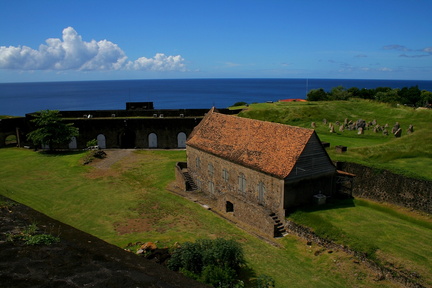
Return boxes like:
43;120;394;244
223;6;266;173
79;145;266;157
0;27;185;72
127;53;185;71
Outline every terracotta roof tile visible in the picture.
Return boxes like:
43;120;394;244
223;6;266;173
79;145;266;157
187;109;314;179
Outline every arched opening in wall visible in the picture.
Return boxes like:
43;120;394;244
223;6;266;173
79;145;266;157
4;134;17;147
120;130;135;148
69;136;77;149
177;132;187;148
226;201;234;213
148;133;157;148
97;134;106;149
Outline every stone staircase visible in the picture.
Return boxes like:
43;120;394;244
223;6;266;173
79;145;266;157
270;212;287;238
182;170;198;191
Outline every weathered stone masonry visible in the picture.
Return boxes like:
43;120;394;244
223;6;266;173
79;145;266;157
187;146;283;236
336;162;432;214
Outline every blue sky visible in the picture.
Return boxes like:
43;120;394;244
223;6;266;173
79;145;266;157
1;0;431;82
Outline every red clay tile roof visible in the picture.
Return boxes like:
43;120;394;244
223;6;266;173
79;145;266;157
187;108;315;179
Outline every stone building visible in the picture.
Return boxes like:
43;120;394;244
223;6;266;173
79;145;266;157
0;103;237;149
184;108;337;237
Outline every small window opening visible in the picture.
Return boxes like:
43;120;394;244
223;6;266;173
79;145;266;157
226;201;234;213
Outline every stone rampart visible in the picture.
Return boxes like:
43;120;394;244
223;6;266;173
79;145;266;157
336;162;432;214
1;107;238;149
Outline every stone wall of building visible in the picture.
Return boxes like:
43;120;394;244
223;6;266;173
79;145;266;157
1;116;202;149
335;162;432;213
187;146;285;236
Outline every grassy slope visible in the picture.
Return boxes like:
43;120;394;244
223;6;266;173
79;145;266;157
239;99;432;180
289;199;432;287
0;148;398;288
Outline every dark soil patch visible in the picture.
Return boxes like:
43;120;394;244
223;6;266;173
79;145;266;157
0;195;208;288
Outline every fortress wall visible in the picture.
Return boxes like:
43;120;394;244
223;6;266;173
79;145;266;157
64;117;201;149
0;116;202;149
336;162;432;214
0;118;28;148
56;108;236;118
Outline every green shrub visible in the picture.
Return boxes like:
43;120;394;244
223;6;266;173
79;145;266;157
254;274;276;288
200;265;237;287
25;234;60;245
86;139;98;148
168;238;245;287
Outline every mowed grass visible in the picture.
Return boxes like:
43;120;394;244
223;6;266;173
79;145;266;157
239;99;432;180
0;148;398;288
289;199;432;287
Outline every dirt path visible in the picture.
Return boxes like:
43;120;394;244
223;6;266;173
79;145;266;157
90;149;135;169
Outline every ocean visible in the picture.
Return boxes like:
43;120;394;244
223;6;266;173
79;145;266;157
1;78;432;116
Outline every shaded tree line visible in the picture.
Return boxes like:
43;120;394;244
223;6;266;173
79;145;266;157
307;85;432;107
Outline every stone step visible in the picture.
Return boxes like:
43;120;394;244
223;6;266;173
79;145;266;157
182;171;197;191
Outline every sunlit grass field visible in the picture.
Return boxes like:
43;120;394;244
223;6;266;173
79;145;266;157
0;148;405;288
289;199;432;287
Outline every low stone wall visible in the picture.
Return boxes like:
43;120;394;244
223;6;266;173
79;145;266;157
174;162;187;192
336;162;432;214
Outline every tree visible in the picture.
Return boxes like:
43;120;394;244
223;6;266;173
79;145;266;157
27;110;79;151
399;85;421;106
306;88;328;101
420;90;432;107
375;89;401;104
328;86;351;100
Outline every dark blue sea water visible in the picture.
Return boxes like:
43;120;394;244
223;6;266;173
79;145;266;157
1;78;432;116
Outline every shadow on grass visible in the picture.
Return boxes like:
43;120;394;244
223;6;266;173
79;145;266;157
37;150;85;157
286;197;356;217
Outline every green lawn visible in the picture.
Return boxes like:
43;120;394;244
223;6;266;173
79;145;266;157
0;148;399;288
289;199;432;287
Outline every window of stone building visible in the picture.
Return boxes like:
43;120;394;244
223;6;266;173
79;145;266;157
238;173;246;194
222;168;229;182
196;157;201;169
196;179;202;190
258;182;266;205
209;181;215;194
208;163;214;177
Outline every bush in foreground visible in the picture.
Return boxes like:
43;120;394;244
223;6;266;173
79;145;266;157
168;238;245;287
168;238;275;288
